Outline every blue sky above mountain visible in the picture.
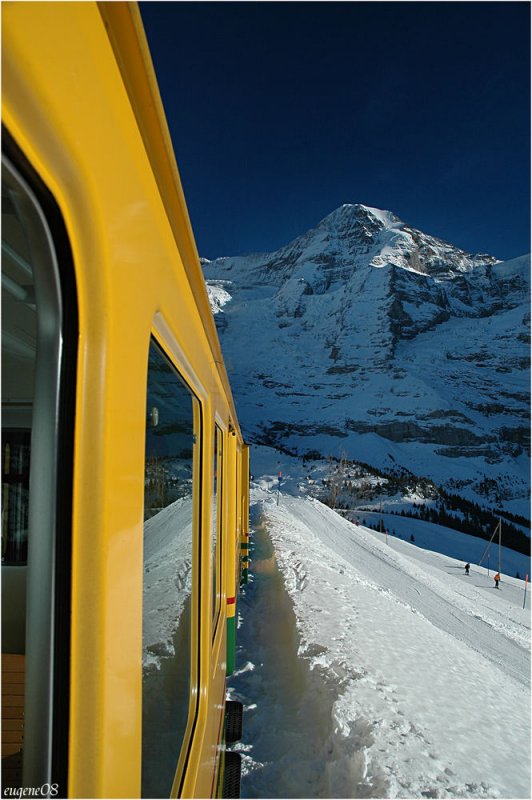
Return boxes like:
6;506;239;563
141;1;530;261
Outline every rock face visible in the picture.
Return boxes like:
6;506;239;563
202;204;530;515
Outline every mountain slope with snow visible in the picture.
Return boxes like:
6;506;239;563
230;477;531;798
203;205;530;516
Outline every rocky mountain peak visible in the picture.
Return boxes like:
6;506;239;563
319;203;401;230
202;206;530;516
312;203;395;249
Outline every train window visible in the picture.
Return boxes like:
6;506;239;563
142;341;200;798
1;149;76;793
212;426;223;632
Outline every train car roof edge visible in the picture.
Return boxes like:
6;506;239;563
97;1;244;440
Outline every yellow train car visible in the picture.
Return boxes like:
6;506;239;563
1;2;249;797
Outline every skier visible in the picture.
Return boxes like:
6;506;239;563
464;563;470;576
494;572;501;589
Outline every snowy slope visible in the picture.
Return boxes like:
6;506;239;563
203;205;530;516
230;477;531;799
143;496;193;670
250;445;531;578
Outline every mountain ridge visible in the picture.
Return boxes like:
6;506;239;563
202;204;530;516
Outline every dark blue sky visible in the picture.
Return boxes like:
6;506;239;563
140;1;530;261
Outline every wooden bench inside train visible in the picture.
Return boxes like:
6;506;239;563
2;653;25;789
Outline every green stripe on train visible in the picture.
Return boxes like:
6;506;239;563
226;615;236;675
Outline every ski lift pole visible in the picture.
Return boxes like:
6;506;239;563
478;521;500;570
523;574;529;610
497;519;501;570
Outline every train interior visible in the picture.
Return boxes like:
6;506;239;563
2;160;38;787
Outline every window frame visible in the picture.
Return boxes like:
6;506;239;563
145;320;208;797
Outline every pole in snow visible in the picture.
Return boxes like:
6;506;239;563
478;521;500;573
277;469;282;506
524;574;528;610
498;518;502;575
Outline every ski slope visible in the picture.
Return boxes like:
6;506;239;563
282;495;529;685
235;481;531;798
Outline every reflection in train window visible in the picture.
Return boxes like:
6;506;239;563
142;341;199;798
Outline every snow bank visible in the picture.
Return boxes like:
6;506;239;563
143;496;193;670
251;482;530;798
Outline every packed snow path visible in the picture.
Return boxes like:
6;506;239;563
231;487;530;799
229;513;357;798
290;496;530;688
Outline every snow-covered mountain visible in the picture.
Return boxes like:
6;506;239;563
202;204;530;516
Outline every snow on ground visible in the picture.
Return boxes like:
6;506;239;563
232;449;531;799
349;511;529;584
